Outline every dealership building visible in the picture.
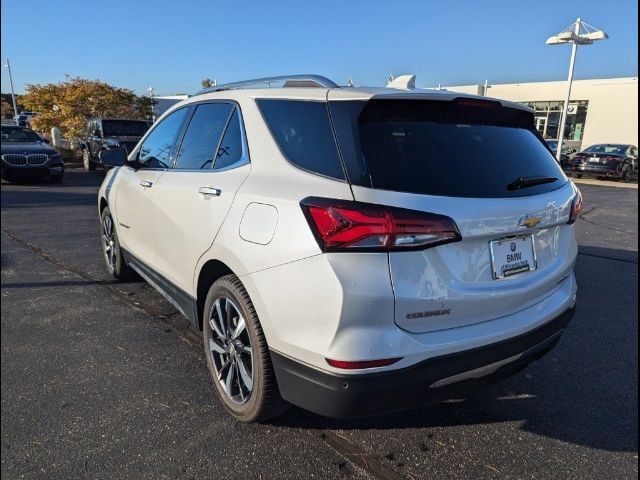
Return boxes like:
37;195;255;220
441;77;638;150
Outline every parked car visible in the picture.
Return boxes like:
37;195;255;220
572;144;637;182
545;139;576;169
97;75;580;422
81;118;150;171
11;111;38;127
13;114;28;127
1;125;64;182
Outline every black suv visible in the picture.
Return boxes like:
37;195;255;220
81;118;150;171
1;125;64;182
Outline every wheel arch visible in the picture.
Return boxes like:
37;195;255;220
99;196;108;214
196;259;234;331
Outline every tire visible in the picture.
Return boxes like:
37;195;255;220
49;173;63;183
576;174;583;179
203;274;289;422
622;168;631;183
83;148;96;171
100;206;135;280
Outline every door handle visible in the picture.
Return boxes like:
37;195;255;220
198;186;222;197
140;180;153;188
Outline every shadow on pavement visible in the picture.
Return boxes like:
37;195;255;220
1;169;105;189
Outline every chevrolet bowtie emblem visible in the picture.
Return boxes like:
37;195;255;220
519;215;542;229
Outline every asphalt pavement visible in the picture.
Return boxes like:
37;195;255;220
1;169;638;480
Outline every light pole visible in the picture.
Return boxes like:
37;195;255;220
546;18;608;161
147;85;155;122
3;58;19;117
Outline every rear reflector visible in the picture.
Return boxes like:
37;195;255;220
326;357;402;369
568;188;584;224
300;197;462;252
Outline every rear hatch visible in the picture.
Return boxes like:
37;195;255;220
328;94;578;333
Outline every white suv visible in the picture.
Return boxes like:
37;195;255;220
98;75;581;422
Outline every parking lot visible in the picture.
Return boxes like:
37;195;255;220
1;169;637;479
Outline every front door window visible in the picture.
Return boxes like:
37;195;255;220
137;108;189;168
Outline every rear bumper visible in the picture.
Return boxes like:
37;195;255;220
573;166;622;178
271;306;575;418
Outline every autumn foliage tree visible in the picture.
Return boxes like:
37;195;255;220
1;97;14;119
20;77;153;138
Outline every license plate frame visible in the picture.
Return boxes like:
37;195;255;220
489;235;537;279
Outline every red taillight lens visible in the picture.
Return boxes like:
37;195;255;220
568;189;583;224
301;197;462;252
326;357;402;369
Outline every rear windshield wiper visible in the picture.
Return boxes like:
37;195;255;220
507;176;558;191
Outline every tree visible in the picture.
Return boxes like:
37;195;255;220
201;78;216;89
1;97;14;119
20;77;154;138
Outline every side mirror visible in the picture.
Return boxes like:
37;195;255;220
41;138;50;144
93;129;102;137
99;147;128;167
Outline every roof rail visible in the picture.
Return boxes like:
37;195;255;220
195;75;338;95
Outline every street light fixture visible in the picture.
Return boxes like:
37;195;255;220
546;18;608;161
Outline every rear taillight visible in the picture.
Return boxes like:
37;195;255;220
300;197;462;252
568;189;583;224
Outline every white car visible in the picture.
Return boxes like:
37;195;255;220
98;75;581;422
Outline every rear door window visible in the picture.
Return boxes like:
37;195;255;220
174;103;234;170
257;99;345;180
330;99;566;198
214;108;245;170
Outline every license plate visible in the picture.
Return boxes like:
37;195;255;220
589;156;600;163
489;235;537;279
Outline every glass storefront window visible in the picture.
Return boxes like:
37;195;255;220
522;100;588;141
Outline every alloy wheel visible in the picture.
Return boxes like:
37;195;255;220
207;296;254;404
102;214;116;273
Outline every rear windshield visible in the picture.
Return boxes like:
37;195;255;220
583;144;627;155
102;120;150;137
330;99;566;198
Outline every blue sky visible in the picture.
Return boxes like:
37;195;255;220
1;0;637;96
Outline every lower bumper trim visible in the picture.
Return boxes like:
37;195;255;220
271;306;575;418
